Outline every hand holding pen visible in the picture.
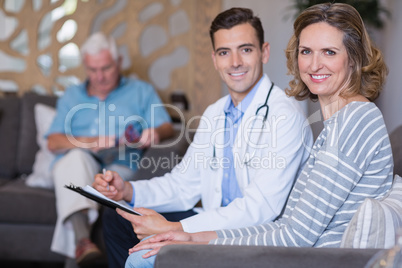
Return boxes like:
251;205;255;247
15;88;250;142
103;168;109;191
93;169;132;202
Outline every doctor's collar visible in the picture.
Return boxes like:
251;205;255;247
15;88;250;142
224;75;263;115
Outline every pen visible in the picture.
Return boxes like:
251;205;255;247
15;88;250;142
103;168;109;191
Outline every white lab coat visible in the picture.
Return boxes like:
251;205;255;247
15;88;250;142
132;74;313;232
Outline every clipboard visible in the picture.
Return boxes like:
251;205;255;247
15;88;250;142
65;183;142;216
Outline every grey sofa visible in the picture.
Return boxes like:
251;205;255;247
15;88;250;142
1;92;400;268
155;245;381;268
0;92;191;266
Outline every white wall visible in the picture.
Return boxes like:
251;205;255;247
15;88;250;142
223;0;295;91
221;0;296;97
375;0;402;134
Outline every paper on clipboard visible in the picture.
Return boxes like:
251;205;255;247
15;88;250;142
65;183;142;216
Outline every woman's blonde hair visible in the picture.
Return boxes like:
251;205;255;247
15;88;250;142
285;3;388;102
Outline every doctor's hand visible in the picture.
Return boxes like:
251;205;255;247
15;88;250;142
93;170;133;202
116;207;183;240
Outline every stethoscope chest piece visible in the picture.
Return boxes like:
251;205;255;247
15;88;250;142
209;157;219;170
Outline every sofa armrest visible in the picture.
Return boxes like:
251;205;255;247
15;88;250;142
155;244;380;268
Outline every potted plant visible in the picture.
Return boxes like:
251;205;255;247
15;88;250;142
291;0;390;29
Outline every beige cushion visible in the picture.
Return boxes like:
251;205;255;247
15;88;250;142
25;103;56;189
340;174;402;249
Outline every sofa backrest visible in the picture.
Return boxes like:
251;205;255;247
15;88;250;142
390;125;402;177
0;92;192;180
132;129;193;180
16;93;57;176
0;95;21;179
0;93;57;179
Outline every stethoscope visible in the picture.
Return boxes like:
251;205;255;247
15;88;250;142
209;82;275;170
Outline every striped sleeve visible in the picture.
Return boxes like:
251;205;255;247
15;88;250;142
211;148;364;246
210;102;393;247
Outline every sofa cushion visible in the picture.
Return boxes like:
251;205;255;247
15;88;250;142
16;92;57;175
25;103;57;189
155;245;380;268
0;96;20;178
0;223;64;262
0;179;57;224
340;174;402;249
0;178;12;186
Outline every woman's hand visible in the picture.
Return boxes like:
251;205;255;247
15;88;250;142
129;231;202;258
128;230;218;258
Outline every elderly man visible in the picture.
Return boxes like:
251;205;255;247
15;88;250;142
47;32;173;266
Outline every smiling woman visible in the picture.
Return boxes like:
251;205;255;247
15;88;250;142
297;22;351;119
285;2;388;106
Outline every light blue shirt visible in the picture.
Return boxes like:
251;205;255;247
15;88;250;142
221;77;262;206
47;77;171;169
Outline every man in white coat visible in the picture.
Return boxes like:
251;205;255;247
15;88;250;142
93;7;313;268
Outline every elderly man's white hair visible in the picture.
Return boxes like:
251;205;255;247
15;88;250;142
80;32;119;61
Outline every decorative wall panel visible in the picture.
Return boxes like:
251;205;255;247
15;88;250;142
0;0;222;121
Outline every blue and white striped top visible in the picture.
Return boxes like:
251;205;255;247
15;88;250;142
211;101;394;248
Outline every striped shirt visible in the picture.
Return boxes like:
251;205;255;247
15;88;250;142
211;102;394;248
